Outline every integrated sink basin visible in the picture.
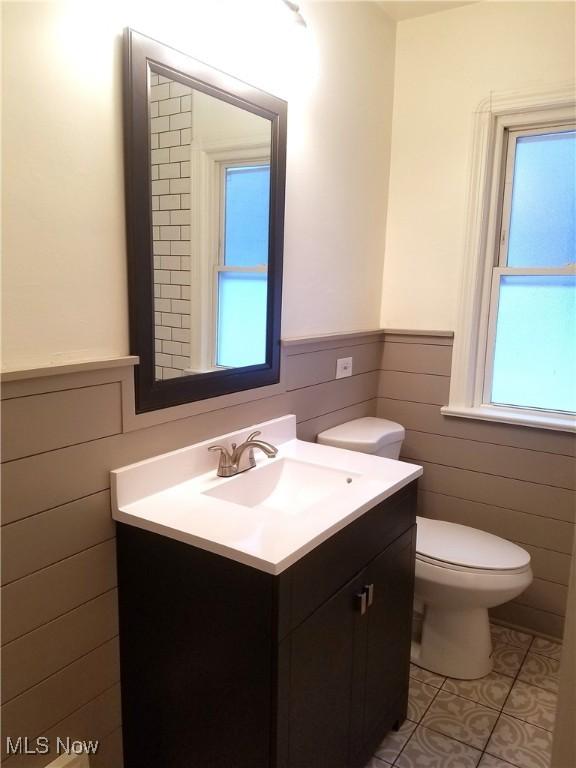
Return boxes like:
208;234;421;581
203;458;360;512
111;415;422;574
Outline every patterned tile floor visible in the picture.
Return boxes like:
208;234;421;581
366;623;562;768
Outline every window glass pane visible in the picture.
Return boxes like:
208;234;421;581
508;131;575;267
217;272;267;367
491;275;576;412
224;165;270;267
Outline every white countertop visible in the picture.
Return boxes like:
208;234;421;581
111;415;422;575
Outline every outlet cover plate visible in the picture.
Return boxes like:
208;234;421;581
336;357;353;379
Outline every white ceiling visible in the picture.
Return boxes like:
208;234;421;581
377;1;478;22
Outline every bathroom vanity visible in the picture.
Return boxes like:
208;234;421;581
112;416;421;768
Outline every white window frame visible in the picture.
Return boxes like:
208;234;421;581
443;82;576;433
186;137;270;373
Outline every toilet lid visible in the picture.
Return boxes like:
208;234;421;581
416;516;531;571
317;417;405;453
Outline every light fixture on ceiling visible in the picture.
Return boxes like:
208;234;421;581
281;0;307;27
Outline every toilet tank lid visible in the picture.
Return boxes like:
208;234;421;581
416;517;531;571
317;417;405;454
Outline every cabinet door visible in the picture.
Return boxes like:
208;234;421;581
286;571;366;768
361;527;416;747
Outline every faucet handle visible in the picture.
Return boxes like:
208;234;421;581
208;445;235;477
208;444;230;456
246;430;262;442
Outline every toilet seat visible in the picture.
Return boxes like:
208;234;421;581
416;552;531;576
416;516;530;573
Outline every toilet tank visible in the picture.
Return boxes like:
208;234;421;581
316;417;405;460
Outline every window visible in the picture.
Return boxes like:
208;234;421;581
186;142;272;375
444;86;576;432
485;127;575;413
216;162;270;368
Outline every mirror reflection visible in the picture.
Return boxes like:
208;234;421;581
149;68;272;380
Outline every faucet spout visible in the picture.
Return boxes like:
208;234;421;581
237;439;278;459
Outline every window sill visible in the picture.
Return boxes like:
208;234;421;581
440;404;576;433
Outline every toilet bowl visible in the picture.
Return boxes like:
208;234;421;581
317;417;533;680
413;516;532;679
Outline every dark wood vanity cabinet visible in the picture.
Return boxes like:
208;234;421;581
116;481;416;768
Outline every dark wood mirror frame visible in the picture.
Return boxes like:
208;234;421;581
123;28;287;413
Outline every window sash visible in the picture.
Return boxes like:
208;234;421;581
213;159;270;367
482;265;576;409
218;159;270;269
497;123;575;268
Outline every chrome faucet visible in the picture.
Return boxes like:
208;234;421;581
208;430;278;477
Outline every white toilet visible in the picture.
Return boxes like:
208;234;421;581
317;417;533;680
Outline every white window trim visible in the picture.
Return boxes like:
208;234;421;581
187;137;270;374
442;82;576;433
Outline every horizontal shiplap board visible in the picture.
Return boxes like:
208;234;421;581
2;541;117;644
378;398;576;458
296;400;377;443
1;638;120;760
415;461;575;524
2;590;118;704
1;384;122;462
380;343;452;376
2;491;114;585
490;602;565;640
2;684;121;768
514;578;568;617
285;342;381;391
403;431;576;489
290;371;379;424
418;490;574;556
518;543;572;586
379;371;450;406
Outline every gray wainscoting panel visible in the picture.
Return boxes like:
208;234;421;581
381;341;452;376
416;461;575;523
2;590;119;704
1;639;120;761
2;684;122;768
379;397;575;456
1;383;122;462
1;491;114;585
2;541;117;644
379;370;451;406
403;430;575;489
285;341;381;390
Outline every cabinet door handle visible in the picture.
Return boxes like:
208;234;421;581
356;590;368;615
364;583;374;607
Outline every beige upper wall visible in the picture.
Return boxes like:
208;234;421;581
380;1;575;331
1;0;396;371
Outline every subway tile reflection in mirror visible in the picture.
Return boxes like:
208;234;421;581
149;69;272;380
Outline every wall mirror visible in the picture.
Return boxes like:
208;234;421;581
124;29;287;412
